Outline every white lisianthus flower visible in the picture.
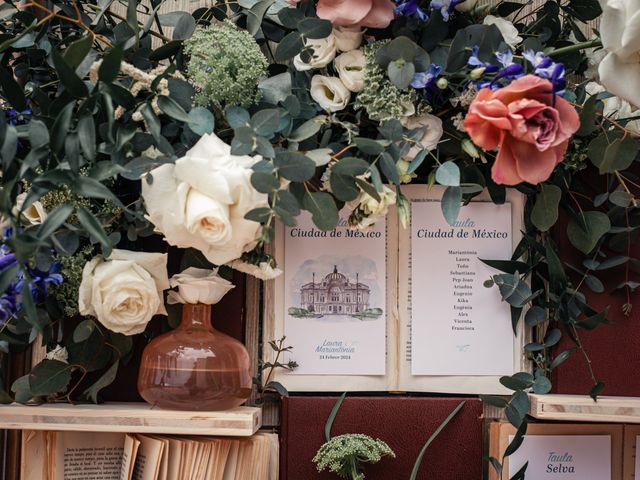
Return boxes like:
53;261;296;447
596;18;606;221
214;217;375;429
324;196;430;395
167;267;234;305
141;133;268;265
44;345;69;364
334;49;366;93
78;250;169;336
598;0;640;107
585;82;640;134
333;26;363;51
401;114;444;159
228;259;283;280
293;34;337;71
483;15;522;50
15;193;47;225
348;185;397;230
310;76;351;112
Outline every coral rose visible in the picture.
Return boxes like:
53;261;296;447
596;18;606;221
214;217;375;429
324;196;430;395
315;0;395;28
464;75;580;186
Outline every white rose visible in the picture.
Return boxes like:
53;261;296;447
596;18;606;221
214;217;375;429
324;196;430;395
293;34;337;71
167;267;234;305
598;0;640;108
334;50;366;93
15;193;47;225
455;0;479;11
483;15;522;50
348;185;397;230
310;75;351;112
585;81;640;134
78;250;169;335
141;133;268;265
401;114;444;159
333;26;363;52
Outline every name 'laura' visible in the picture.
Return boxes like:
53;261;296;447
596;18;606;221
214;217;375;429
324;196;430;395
546;451;575;473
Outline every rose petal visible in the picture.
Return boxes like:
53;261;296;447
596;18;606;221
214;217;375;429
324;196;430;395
359;0;395;28
464;99;511;150
316;0;372;26
491;136;523;186
510;138;562;185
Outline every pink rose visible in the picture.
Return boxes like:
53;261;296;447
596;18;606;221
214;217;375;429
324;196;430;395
464;75;580;186
291;0;393;28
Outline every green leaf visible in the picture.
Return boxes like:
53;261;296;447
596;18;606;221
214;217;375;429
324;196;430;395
51;102;75;155
303;192;339;231
98;44;124;83
591;135;637;173
157;95;192;122
324;392;346;442
332;157;370;177
251;172;280;193
493;272;532;308
0;65;26;111
28;119;50;149
409;401;466;480
550;349;572;369
0;264;19;296
288;116;325;142
545;243;567;291
251;109;281;137
11;375;33;403
83;360;119;403
379;153;400;185
567;211;611;254
441;186;462;226
274;152;316;182
479;395;508;408
77;207;112;256
354;137;388;155
500;372;534;391
531;184;561;232
77;115;96;161
173;13;195;40
53;50;88;98
275;31;304;62
387;61;415;90
590;381;605;400
576;94;598;136
298;17;332;39
246;0;275;36
188;107;215;136
73;177;122;205
226;106;250;129
330;173;359;202
524;306;547;326
29;360;73;396
64;35;94;70
435;161;460;187
37;204;73;241
73;319;96;343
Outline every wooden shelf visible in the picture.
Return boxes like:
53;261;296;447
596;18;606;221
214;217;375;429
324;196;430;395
0;403;261;436
529;394;640;424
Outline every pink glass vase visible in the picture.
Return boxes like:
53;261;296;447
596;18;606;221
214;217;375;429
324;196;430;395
137;303;252;411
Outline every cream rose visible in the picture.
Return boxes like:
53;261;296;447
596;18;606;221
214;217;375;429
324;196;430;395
348;185;397;230
167;267;234;305
483;15;522;50
310;75;351;112
228;259;283;280
78;250;169;335
333;26;363;51
401;114;444;159
141;133;268;265
598;0;640;107
293;34;337;71
15;193;47;225
585;81;640;134
334;50;366;92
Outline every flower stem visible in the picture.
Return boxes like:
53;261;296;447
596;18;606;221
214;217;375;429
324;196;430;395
547;39;603;57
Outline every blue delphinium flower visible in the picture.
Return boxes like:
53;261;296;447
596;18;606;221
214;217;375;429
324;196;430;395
429;0;465;21
395;0;429;21
467;46;499;73
523;50;567;94
411;64;443;89
5;107;33;126
0;294;17;325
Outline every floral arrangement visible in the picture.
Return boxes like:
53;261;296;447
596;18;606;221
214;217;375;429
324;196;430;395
0;0;638;472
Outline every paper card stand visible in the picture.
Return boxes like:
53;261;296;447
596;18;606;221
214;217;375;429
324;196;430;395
489;422;623;480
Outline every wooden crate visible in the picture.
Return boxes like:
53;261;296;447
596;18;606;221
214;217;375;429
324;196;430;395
529;394;640;424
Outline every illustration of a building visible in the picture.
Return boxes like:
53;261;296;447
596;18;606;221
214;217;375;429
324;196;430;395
300;266;370;315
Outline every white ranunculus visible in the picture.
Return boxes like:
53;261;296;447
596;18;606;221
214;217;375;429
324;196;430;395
334;50;366;93
15;193;47;225
310;76;351;112
455;0;479;11
483;15;522;50
167;267;234;305
348;185;397;230
401;114;444;159
141;133;267;265
78;250;169;335
585;82;640;134
293;34;337;71
333;26;363;52
598;0;640;108
228;259;283;280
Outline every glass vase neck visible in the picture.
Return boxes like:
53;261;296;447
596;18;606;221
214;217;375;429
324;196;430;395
181;303;214;331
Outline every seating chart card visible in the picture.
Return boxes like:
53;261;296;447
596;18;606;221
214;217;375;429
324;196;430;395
283;211;387;375
411;201;515;376
508;435;612;479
